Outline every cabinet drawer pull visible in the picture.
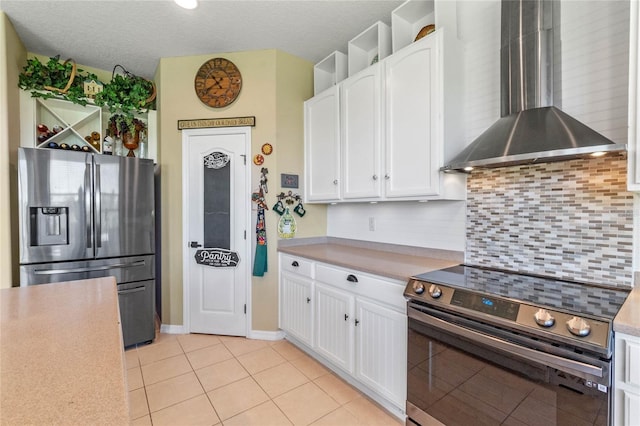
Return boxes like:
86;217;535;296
306;297;311;304
344;314;349;321
347;274;358;283
355;319;360;326
291;261;299;267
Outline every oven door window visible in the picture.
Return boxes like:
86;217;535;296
408;316;608;426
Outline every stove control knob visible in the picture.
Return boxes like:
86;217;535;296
534;309;555;328
428;284;442;299
567;316;591;337
412;282;425;295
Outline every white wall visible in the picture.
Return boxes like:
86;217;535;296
327;201;466;251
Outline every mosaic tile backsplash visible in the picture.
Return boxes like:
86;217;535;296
466;156;633;288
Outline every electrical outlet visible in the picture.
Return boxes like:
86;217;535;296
368;217;375;231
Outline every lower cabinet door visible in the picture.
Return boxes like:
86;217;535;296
280;272;313;346
118;280;155;347
314;282;355;373
355;297;407;407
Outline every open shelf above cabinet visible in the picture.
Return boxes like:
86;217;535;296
348;21;391;76
392;0;435;53
314;51;348;95
20;91;158;161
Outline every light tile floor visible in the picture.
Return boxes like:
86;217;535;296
126;333;402;426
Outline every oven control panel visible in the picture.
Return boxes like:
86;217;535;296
450;289;519;320
405;278;613;353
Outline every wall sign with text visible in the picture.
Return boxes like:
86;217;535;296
194;248;240;267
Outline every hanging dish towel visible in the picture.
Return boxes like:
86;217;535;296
252;207;268;276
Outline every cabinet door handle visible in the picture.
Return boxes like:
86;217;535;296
333;179;338;185
306;297;311;304
355;319;360;326
344;314;349;321
346;274;358;283
384;174;390;180
291;261;299;267
372;174;378;180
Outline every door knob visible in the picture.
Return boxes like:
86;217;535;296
190;241;202;248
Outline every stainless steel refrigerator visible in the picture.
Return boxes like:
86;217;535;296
18;147;156;347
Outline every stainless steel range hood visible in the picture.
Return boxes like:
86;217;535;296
442;0;626;172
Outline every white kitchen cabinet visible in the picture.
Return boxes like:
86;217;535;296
384;31;441;198
278;252;407;416
314;282;355;373
341;63;383;200
614;332;640;425
279;255;314;347
304;29;465;203
355;297;407;408
304;86;341;202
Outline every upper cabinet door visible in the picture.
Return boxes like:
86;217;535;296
304;86;341;202
341;64;383;200
384;33;442;198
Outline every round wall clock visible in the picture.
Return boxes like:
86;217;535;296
194;58;242;108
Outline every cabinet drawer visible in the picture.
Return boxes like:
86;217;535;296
280;254;314;278
315;263;405;310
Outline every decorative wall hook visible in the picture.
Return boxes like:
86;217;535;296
275;191;306;217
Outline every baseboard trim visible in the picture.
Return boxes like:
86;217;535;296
158;325;284;341
248;329;285;341
160;324;187;334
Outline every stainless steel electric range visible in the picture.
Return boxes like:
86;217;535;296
404;264;630;426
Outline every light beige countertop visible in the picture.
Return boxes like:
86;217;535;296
1;277;129;425
614;286;640;337
278;238;462;282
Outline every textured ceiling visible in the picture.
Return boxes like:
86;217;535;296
1;0;404;79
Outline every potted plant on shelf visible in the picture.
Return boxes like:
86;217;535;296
108;114;147;157
96;65;155;157
94;64;156;118
18;55;100;106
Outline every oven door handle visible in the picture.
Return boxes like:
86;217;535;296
408;306;604;379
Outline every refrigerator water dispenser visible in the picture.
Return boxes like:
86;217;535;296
29;207;69;246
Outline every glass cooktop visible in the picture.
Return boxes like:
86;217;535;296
412;264;631;320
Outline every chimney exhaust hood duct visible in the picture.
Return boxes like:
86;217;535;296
442;0;626;172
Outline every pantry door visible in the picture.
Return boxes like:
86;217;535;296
183;127;250;336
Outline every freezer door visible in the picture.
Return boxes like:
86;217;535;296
19;255;155;286
18;148;93;264
118;280;155;347
94;155;155;258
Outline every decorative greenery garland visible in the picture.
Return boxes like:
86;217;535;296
19;57;156;135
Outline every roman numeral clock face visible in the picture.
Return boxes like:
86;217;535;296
194;58;242;108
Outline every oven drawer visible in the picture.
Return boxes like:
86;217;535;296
280;254;314;278
316;263;405;309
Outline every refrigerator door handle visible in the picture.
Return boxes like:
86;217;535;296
95;162;102;248
118;286;146;295
84;158;92;249
33;260;146;275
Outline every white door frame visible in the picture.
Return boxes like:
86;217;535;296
181;126;252;336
